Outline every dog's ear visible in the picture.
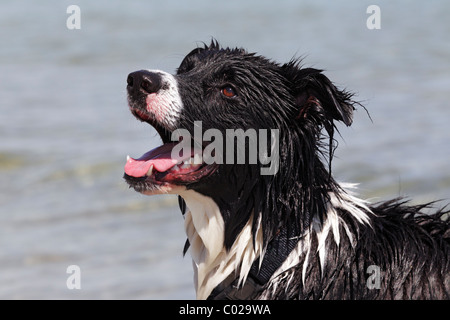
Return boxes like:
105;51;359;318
282;63;355;128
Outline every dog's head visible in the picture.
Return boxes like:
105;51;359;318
124;41;356;247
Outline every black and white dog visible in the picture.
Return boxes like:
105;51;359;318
123;41;449;300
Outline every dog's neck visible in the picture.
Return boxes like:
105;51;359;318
264;185;372;284
180;189;264;300
179;184;372;300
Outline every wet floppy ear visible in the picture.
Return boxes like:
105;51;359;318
282;63;358;175
283;65;355;129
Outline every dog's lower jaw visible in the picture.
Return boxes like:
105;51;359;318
141;184;186;196
180;189;264;300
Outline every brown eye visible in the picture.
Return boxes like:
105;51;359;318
221;86;236;98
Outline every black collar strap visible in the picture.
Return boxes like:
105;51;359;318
208;224;302;300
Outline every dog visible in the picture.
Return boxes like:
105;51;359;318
123;41;449;300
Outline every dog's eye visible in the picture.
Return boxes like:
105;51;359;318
221;86;237;98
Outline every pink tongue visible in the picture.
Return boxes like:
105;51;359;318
124;143;194;178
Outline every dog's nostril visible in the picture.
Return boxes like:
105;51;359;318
140;74;162;94
140;79;154;93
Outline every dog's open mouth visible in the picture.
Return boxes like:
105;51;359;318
124;142;207;182
123;109;218;193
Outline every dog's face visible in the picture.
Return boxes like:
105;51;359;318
124;41;353;191
124;41;355;246
124;42;288;195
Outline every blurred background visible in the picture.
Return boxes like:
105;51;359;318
1;0;449;299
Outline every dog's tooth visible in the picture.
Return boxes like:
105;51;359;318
193;153;202;164
127;155;131;162
146;165;153;176
181;163;191;169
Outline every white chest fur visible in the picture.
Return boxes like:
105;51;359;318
180;189;263;300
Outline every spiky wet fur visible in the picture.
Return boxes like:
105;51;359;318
258;199;449;299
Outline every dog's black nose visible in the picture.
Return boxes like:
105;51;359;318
127;70;162;94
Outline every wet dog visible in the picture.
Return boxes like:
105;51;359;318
123;41;449;299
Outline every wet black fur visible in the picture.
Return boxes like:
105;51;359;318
150;41;450;299
257;201;449;299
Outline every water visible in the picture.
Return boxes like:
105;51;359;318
1;0;449;299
